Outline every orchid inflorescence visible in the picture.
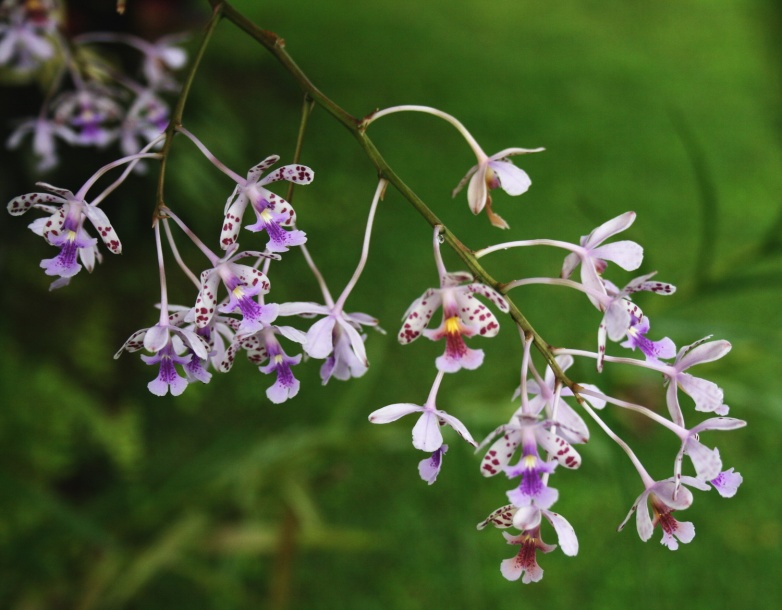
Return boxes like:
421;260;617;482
3;0;744;584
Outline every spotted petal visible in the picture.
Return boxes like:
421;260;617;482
84;204;122;254
246;154;280;182
7;192;64;215
398;289;442;344
480;429;522;477
260;163;314;186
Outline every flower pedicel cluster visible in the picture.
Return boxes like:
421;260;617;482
4;1;744;584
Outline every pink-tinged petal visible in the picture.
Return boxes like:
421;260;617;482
677;339;731;370
451;163;479;197
443;271;473;287
275;324;307;345
412;410;444;452
7;192;64;215
543;511;578;556
398;289;441;344
83;205;121;254
592;240;643;271
260;163;314;185
477;504;517;530
585;211;637;247
684;438;722;481
512;506;542;531
677;373;724;413
490;146;546;159
344;311;380;328
435;345;484;373
304;316;337;359
368;402;422;423
691;416;746;433
436;409;477;447
339;318;368;367
480;429;522;477
666;381;685;426
603;301;632;342
466;165;488;215
488;159;531;196
246;154;281;182
635;496;655;542
561;251;581;280
580;259;608;309
664;520;695;549
277;301;330;317
536;429;581;469
548;401;589;444
194;272;220;328
465;282;510;312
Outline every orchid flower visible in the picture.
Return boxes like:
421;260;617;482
618;476;710;550
561;211;644;307
399;226;508;372
368;371;476;453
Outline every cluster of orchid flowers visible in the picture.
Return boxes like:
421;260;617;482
362;109;744;583
7;119;389;401
1;0;186;172
4;4;745;586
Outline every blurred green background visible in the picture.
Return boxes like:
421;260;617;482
1;0;780;608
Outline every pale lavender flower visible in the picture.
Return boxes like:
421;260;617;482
618;476;709;551
672;416;746;486
114;319;209;397
452;146;543;228
119;90;169;158
240;323;307;404
7;115;76;172
221;155;313;253
710;468;743;498
663;337;732;425
504;441;559;509
561;212;644;308
7;181;121;285
369;372;476;453
621;316;676;363
279;300;378;384
53;86;122;148
594;272;675;371
418;444;448;485
139;34;188;89
0;1;57;71
193;248;276;335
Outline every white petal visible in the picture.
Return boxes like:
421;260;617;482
544;510;578;556
489;159;531;196
368;402;421;423
585;211;636;247
412;410;444;452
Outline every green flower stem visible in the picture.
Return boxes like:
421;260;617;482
204;1;577;396
155;2;224;217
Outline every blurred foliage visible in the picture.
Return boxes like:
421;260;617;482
1;0;781;608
